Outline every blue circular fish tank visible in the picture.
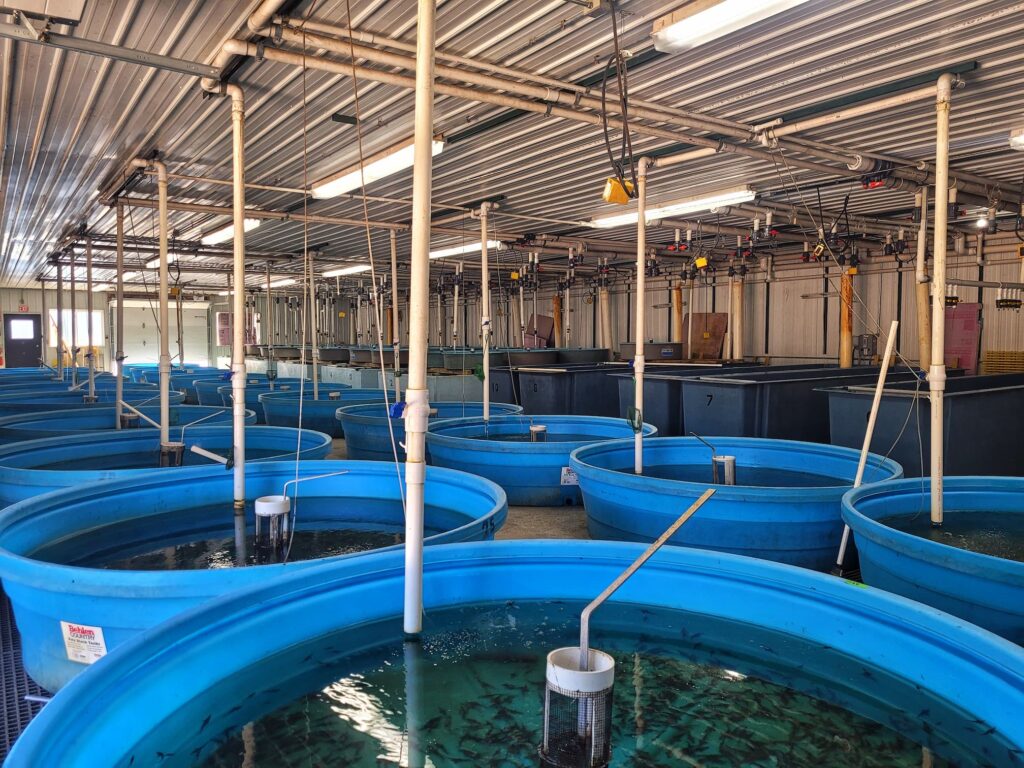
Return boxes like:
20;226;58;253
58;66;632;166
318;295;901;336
843;476;1024;644
6;541;1022;766
338;401;524;461
571;437;903;571
0;425;331;507
0;460;506;692
209;379;320;421
191;375;287;406
0;388;185;416
138;366;223;385
0;405;255;443
260;387;385;437
427;414;657;506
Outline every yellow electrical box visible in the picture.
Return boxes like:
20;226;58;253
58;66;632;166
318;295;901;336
338;311;346;318
694;255;709;270
703;331;711;339
847;266;858;276
511;271;520;280
169;286;181;298
602;176;634;204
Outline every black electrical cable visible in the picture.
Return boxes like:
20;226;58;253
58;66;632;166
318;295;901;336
600;1;637;198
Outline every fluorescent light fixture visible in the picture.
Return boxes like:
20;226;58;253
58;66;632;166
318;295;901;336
217;290;232;296
201;218;261;245
653;0;812;53
590;187;756;228
976;216;989;229
323;264;372;277
311;138;445;199
144;253;179;269
268;278;296;288
428;240;503;260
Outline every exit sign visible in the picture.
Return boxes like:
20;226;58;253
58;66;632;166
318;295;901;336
17;304;28;312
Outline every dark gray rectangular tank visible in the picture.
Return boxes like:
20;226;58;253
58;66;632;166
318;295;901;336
825;372;1024;476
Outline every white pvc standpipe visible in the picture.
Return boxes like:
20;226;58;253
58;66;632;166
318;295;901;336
85;238;95;399
402;0;437;637
228;85;247;510
834;320;900;570
915;187;931;369
929;73;953;528
115;202;124;427
633;158;649;474
480;203;491;421
56;264;64;381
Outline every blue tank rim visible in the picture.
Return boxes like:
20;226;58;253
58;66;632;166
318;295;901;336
9;538;1024;765
336;401;524;426
570;436;904;499
0;425;331;472
0;405;255;430
0;460;507;590
257;386;376;403
426;414;657;454
842;476;1024;583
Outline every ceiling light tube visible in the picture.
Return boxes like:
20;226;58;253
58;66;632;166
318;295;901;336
653;0;812;54
322;264;373;277
428;240;502;260
311;138;445;199
268;278;296;288
201;218;262;245
590;187;756;229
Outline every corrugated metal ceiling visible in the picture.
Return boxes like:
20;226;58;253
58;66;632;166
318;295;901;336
1;0;1023;293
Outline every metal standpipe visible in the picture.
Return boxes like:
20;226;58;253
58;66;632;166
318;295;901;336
633;157;649;474
85;238;96;402
56;263;64;381
929;73;954;528
402;0;438;637
115;202;125;428
712;455;737;486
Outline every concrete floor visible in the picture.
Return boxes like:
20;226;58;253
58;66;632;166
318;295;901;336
330;437;590;541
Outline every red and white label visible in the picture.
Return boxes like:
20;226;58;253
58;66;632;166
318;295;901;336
60;620;107;664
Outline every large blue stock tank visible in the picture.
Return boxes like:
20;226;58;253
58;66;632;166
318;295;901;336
7;541;1023;766
0;425;331;507
260;387;383;437
138;366;223;385
843;477;1024;643
428;414;657;505
0;388;184;416
167;371;231;404
0;374;121;392
338;401;524;461
0;461;506;691
572;437;902;571
210;379;313;421
0;405;254;443
192;375;288;406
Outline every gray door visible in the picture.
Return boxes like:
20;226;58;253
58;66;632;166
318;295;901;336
4;313;42;368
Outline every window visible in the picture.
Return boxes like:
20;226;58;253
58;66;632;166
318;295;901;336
47;309;104;349
8;319;35;340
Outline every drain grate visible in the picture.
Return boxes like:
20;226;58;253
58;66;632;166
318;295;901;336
0;585;46;761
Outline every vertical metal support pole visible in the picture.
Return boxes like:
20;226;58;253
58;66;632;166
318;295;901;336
390;229;402;399
155;161;171;448
731;275;745;361
403;0;437;636
930;73;954;527
915;187;932;369
228;85;247;511
86;238;96;399
839;270;854;368
671;283;683;344
39;275;47;369
480;203;491;421
308;252;320;399
686;280;694;358
115;202;125;427
69;248;78;387
56;263;64;380
452;263;461;347
552;292;563;347
633;157;649;474
265;266;276;384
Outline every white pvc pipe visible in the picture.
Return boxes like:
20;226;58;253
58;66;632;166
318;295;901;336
308;252;320;399
403;0;437;636
731;275;745;361
69;248;77;387
834;319;900;570
228;85;247;510
480;203;491;421
115;202;124;427
633;158;649;474
915;187;931;368
390;229;401;399
686;280;694;359
929;74;953;527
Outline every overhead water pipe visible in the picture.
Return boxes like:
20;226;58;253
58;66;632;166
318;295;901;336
402;0;437;637
85;237;95;401
115;202;125;427
633;157;650;474
130;157;172;455
929;74;954;528
915;187;932;368
480;202;492;421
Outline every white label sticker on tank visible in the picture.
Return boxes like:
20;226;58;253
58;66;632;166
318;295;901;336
560;466;579;486
60;621;107;664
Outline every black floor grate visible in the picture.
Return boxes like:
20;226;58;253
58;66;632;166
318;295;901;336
0;585;46;762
